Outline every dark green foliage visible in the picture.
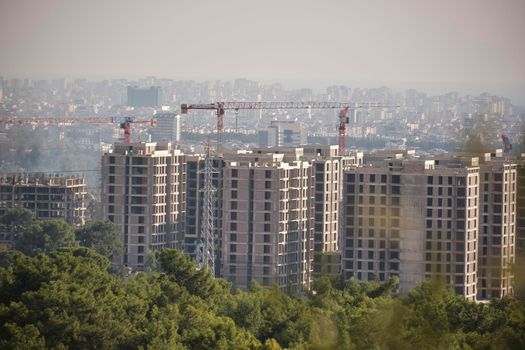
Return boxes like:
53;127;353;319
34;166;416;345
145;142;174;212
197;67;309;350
0;207;35;228
0;208;35;245
156;248;221;300
75;220;122;259
0;218;524;349
14;220;77;256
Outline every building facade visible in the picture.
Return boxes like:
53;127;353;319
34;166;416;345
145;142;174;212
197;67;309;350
516;155;525;258
101;142;185;270
220;150;314;294
0;173;86;226
265;120;306;148
127;86;160;108
341;150;518;301
478;159;517;299
151;112;181;145
342;154;480;300
301;145;344;277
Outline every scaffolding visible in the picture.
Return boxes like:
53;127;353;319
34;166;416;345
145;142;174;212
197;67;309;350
196;138;218;275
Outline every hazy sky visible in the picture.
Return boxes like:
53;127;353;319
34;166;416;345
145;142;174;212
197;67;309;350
1;0;524;88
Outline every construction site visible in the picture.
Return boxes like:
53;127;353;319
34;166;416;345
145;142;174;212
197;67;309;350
0;96;523;300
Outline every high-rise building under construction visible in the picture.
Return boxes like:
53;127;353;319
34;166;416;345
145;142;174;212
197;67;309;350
341;150;517;301
101;142;185;270
220;149;314;294
0;173;86;226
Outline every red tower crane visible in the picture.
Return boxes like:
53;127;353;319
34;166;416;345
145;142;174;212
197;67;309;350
0;116;157;143
181;101;397;153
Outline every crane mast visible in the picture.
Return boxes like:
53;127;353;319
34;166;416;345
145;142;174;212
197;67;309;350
196;138;218;275
338;107;349;155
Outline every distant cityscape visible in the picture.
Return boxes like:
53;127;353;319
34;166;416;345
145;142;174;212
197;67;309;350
0;77;523;153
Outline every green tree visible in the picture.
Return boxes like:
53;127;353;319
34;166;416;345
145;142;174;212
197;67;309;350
261;338;283;350
403;280;460;349
14;220;76;256
0;207;35;228
2;245;525;349
0;248;135;349
156;248;219;299
75;220;122;259
0;208;35;246
0;323;45;350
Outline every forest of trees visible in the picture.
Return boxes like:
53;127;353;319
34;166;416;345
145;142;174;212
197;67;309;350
1;209;525;349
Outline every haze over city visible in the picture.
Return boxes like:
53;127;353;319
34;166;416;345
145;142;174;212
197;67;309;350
1;0;525;102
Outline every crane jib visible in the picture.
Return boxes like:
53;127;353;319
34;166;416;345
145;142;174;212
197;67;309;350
181;101;398;113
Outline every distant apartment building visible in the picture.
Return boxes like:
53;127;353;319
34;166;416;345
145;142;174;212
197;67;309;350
220;149;314;294
0;173;86;249
127;86;160;108
0;173;86;225
101;142;185;270
259;120;306;148
151;112;181;144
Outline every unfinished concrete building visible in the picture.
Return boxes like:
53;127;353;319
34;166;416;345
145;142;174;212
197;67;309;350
220;149;315;294
342;152;479;300
0;173;86;225
478;156;517;299
101;142;185;270
341;149;518;301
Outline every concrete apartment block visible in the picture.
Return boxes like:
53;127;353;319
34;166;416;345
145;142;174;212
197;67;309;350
342;154;479;300
0;173;86;226
220;150;314;294
0;173;86;250
301;145;344;278
101;142;185;270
